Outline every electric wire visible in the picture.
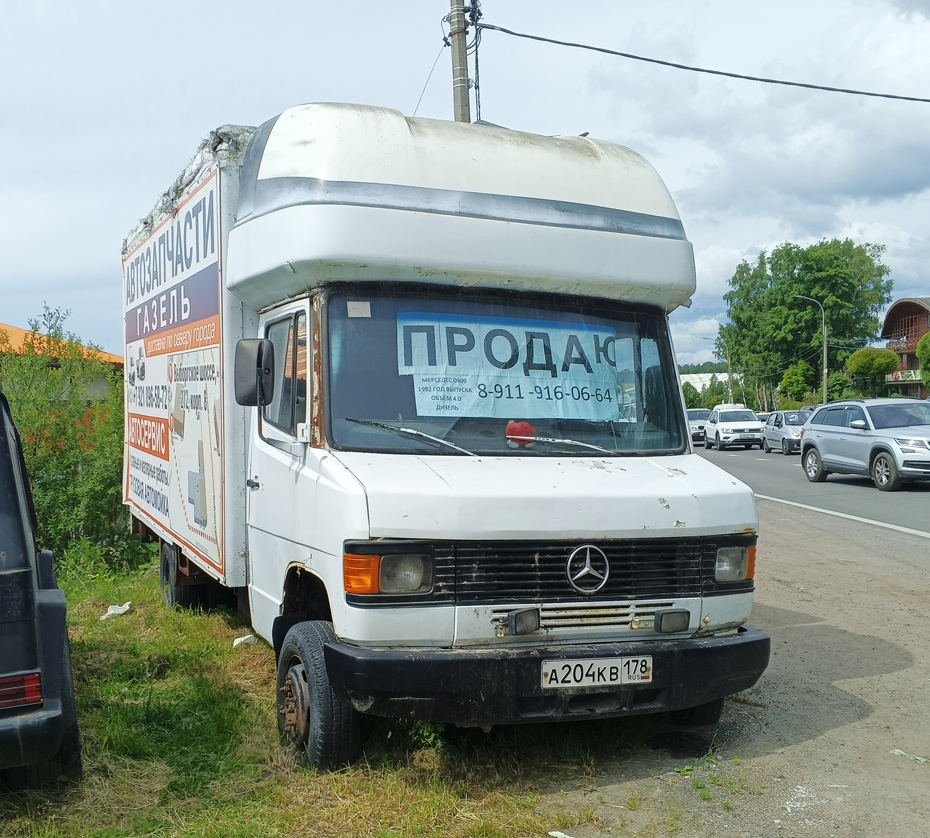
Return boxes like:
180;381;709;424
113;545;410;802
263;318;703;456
476;22;930;104
413;43;448;117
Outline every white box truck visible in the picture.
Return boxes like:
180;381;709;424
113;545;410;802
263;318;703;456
122;103;769;769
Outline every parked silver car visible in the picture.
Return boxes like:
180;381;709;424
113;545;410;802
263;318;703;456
762;410;806;454
800;398;930;491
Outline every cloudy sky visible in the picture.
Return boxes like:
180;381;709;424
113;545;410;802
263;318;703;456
2;0;928;362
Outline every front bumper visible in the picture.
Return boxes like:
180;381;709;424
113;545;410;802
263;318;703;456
324;626;770;724
720;435;762;448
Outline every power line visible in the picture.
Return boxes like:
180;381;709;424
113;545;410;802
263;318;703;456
477;23;930;104
413;43;448;117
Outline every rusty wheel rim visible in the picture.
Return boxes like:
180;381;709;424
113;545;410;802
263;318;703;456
279;662;311;747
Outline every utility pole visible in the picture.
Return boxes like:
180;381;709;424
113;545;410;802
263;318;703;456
449;1;471;122
796;295;828;404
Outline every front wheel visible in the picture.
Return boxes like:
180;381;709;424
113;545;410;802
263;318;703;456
703;435;711;449
871;452;902;491
680;697;725;726
782;439;790;455
277;621;361;770
763;438;771;453
804;449;828;483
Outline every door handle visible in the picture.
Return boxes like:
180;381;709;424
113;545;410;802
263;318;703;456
247;478;260;490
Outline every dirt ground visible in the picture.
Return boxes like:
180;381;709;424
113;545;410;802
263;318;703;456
538;501;930;837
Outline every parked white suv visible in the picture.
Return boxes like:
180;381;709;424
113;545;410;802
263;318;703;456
704;404;765;451
800;398;930;491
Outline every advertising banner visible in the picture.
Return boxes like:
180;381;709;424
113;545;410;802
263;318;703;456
122;173;224;572
396;312;633;421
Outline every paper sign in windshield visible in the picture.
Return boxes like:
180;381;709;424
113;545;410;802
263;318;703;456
397;313;627;420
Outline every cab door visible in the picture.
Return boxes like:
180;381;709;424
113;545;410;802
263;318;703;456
245;302;319;641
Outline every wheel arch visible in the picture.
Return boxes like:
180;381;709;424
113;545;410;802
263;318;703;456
273;565;333;660
868;445;895;467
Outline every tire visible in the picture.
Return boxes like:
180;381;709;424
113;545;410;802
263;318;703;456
53;637;82;781
680;697;725;726
803;448;828;483
781;439;790;456
871;452;902;492
1;639;82;788
160;541;204;608
763;438;771;453
703;435;711;449
276;621;361;770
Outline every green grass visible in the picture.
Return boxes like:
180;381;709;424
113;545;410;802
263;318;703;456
0;550;731;837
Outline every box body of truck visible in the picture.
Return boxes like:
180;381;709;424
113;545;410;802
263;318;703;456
122;103;769;768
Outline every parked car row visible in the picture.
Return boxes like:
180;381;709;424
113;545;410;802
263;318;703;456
694;396;930;492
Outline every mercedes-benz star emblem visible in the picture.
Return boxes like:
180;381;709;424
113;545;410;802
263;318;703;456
566;544;610;594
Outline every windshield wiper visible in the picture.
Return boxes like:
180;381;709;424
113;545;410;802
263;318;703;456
345;417;476;455
506;434;620;455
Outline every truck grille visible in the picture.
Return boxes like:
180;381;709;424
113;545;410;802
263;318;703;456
455;539;709;603
345;535;755;607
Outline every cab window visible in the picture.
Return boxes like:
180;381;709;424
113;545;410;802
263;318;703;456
263;312;308;435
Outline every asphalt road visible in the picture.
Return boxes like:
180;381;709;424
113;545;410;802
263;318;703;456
694;441;930;538
551;441;930;836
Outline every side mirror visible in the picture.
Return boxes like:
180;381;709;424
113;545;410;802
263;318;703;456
849;419;867;430
234;339;275;406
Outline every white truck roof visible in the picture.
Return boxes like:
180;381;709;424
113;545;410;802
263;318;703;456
224;103;696;313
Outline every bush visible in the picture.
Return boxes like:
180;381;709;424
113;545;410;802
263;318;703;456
0;307;133;561
827;372;853;401
780;361;814;402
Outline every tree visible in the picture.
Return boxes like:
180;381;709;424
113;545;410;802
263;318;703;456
678;362;727;375
681;381;702;408
780;361;814;402
916;333;930;393
701;375;729;409
722;239;893;400
0;307;126;555
847;347;899;397
827;371;853;401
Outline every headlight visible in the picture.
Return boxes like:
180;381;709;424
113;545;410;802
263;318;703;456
894;438;930;452
344;552;433;594
380;554;433;593
715;546;755;582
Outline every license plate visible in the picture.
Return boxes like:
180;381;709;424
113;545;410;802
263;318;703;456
541;656;653;689
739;434;755;439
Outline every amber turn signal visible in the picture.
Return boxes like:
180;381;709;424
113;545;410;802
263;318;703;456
343;553;380;594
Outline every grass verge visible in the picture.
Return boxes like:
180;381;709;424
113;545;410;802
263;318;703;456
1;549;688;838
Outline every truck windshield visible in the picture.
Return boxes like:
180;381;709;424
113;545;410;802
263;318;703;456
326;289;685;456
